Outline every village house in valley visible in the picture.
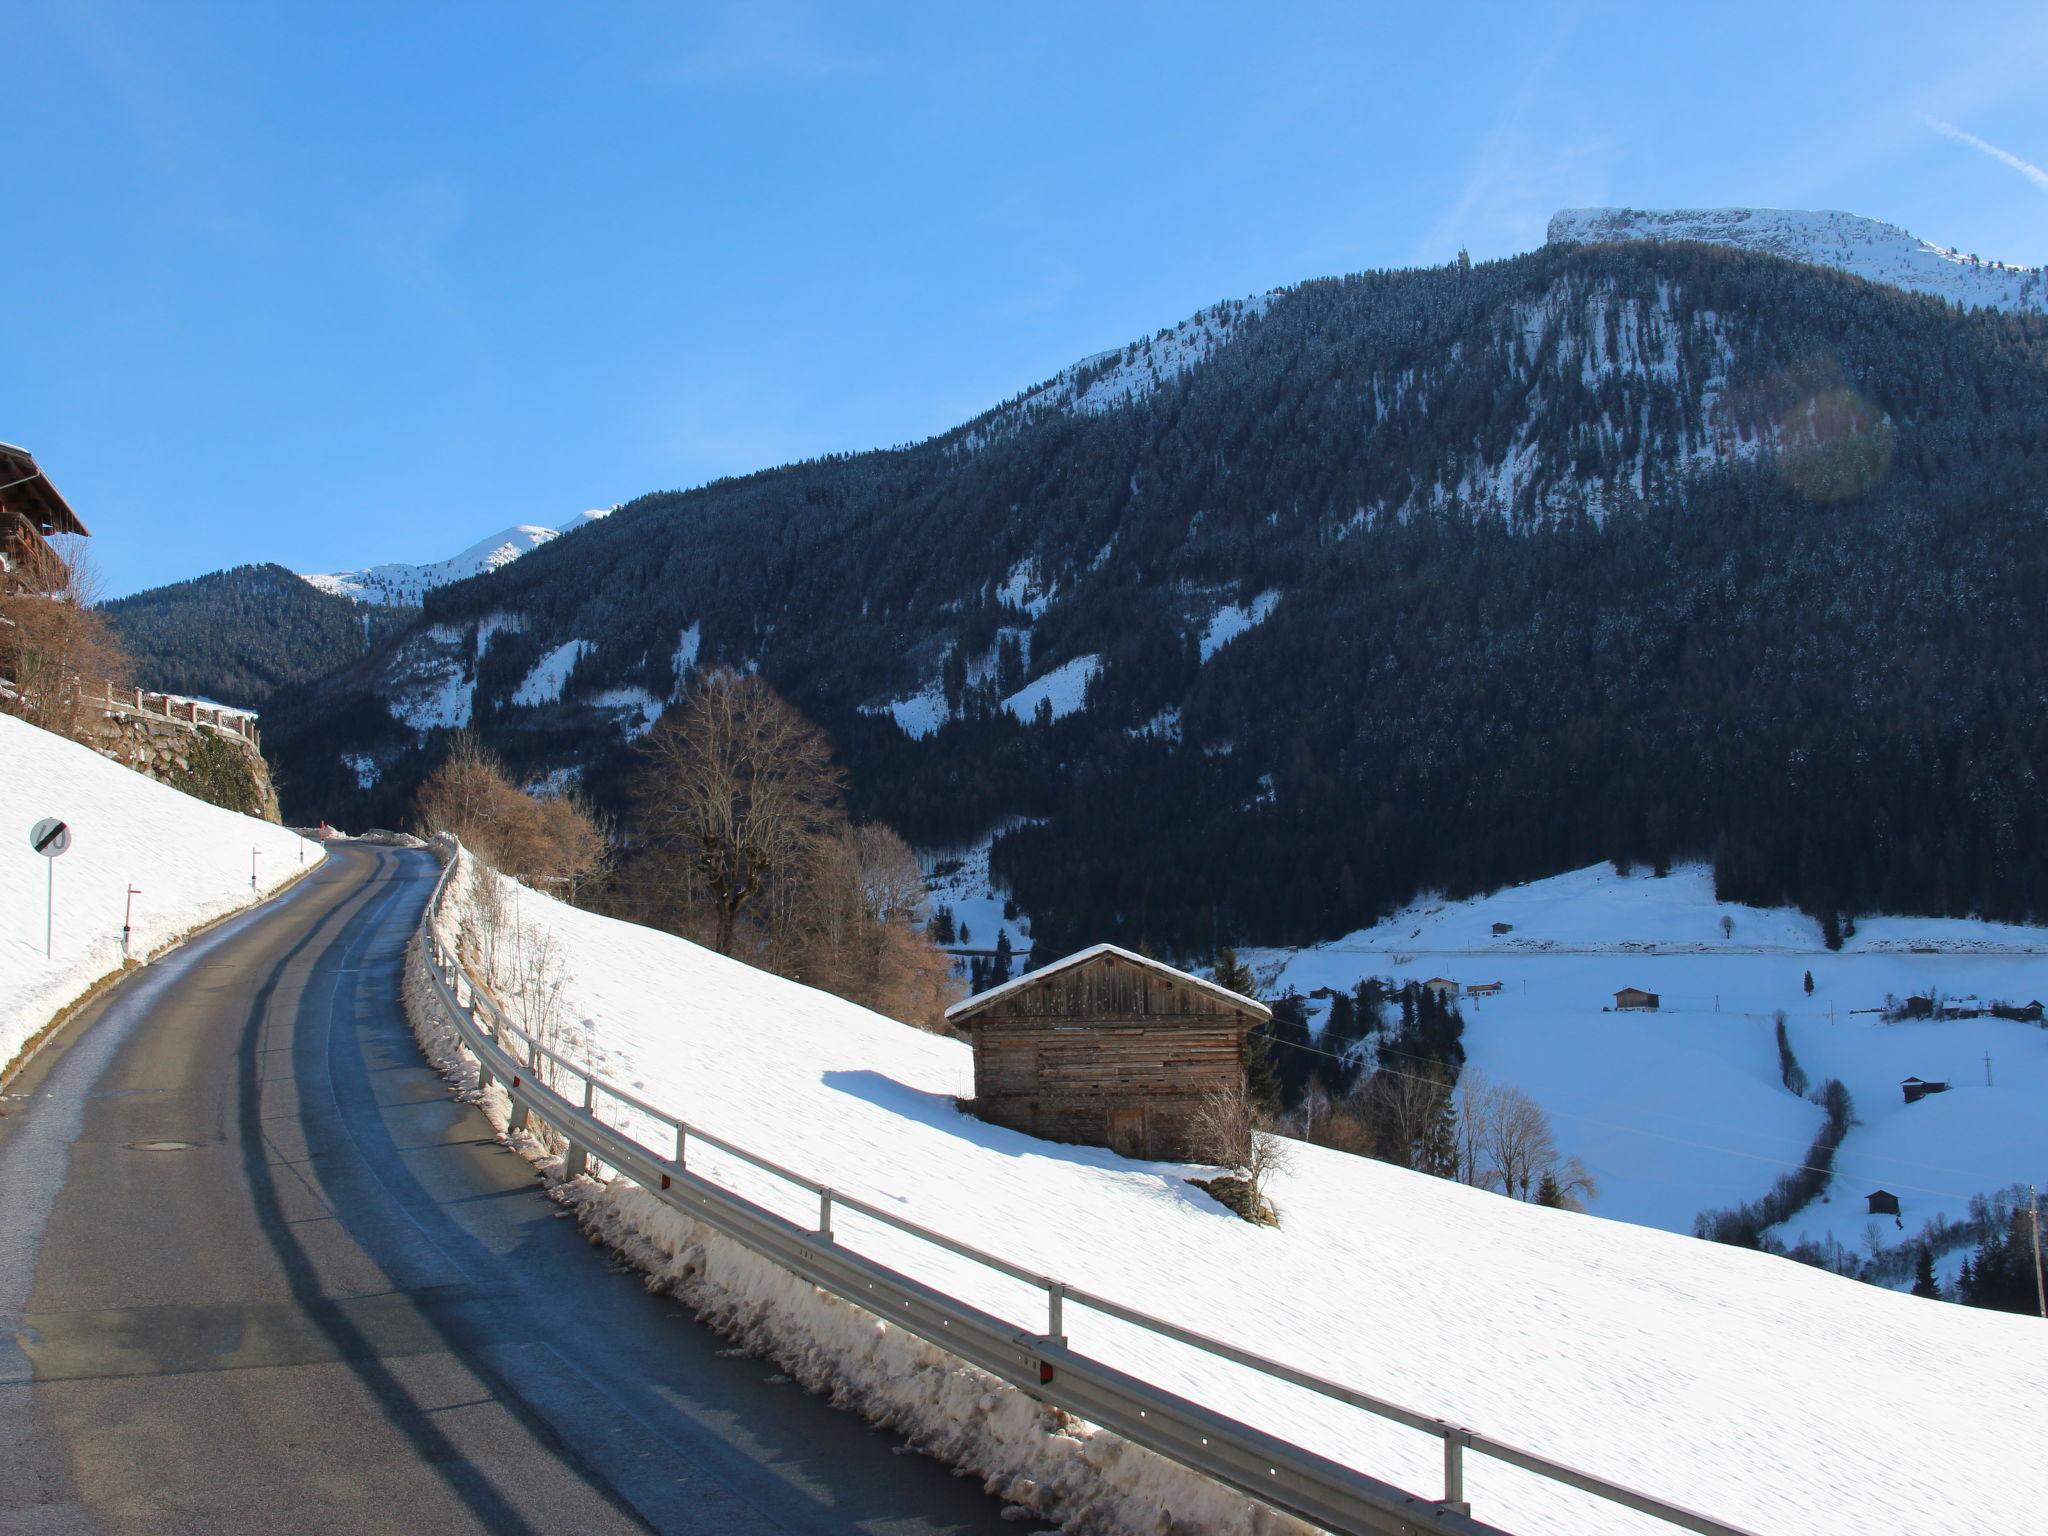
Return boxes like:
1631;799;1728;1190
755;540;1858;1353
947;944;1270;1161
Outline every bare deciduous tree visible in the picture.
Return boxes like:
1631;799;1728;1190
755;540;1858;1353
416;732;608;897
0;537;132;746
633;670;843;955
1482;1082;1558;1202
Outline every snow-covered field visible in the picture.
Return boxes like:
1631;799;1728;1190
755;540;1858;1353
1;712;319;1074
1250;864;2048;1250
425;855;2047;1536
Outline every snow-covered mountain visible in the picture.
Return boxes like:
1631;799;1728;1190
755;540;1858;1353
302;509;612;606
1550;206;2047;312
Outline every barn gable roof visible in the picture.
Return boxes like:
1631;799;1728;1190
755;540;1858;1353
944;942;1272;1025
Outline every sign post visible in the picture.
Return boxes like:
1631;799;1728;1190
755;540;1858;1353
124;885;142;961
29;817;72;959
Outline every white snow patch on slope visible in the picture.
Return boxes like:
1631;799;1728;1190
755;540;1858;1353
302;509;612;607
421;855;2048;1536
476;611;525;658
1001;655;1099;724
671;622;702;695
388;632;474;733
1;712;320;1073
1253;863;2048;1247
1200;591;1281;662
591;686;662;739
512;640;591;707
995;557;1057;619
864;683;950;740
1551;207;2048;313
958;295;1275;451
921;820;1037;959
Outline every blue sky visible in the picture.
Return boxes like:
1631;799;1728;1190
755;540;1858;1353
7;1;2046;596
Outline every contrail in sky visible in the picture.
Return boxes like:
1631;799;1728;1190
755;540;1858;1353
1920;114;2048;196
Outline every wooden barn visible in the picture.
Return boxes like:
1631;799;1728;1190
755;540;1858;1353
946;943;1270;1161
1866;1190;1901;1217
0;442;88;596
1614;986;1660;1011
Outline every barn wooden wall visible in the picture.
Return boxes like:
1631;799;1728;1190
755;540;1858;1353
968;953;1253;1160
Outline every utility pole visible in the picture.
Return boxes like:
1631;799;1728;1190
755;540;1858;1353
1985;1051;1994;1088
2032;1185;2046;1321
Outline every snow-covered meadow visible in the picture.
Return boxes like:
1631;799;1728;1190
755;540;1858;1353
1;712;319;1074
418;853;2047;1536
1249;864;2048;1258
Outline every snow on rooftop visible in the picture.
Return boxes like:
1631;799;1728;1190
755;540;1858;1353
945;941;1270;1023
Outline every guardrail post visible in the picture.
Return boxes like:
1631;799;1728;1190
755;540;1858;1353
818;1188;834;1242
565;1140;588;1179
1045;1279;1066;1345
674;1123;687;1170
1440;1426;1471;1515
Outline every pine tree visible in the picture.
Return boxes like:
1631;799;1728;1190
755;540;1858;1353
1212;947;1257;998
1803;969;1814;996
992;928;1013;985
1911;1246;1941;1299
1536;1170;1565;1208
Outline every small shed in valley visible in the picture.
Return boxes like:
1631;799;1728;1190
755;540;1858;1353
1614;986;1660;1011
1866;1190;1901;1217
947;944;1271;1161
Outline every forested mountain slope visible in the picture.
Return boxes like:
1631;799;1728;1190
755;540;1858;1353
252;237;2048;953
103;563;406;709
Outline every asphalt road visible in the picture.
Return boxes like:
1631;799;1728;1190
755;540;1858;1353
1;843;1026;1536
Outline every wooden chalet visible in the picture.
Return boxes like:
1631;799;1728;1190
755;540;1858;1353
1491;922;1514;936
1420;976;1459;1000
0;443;87;596
1900;1076;1950;1105
946;943;1270;1162
1866;1190;1901;1217
1466;980;1505;998
1614;986;1660;1011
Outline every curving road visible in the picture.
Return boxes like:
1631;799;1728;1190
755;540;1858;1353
1;844;1025;1536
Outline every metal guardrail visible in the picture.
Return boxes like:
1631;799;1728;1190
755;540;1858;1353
416;854;1762;1536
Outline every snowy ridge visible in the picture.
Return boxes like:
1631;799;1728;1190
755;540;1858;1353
1;713;319;1074
302;509;611;606
408;851;2048;1536
957;294;1275;452
1550;207;2048;313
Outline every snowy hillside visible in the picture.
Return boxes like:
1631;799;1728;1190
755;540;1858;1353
1;713;319;1074
302;509;610;606
433;860;2046;1536
1252;864;2048;1261
1550;207;2048;312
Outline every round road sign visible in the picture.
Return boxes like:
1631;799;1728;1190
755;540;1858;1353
30;817;72;858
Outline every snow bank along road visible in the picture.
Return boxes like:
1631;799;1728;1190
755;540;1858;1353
0;843;1022;1536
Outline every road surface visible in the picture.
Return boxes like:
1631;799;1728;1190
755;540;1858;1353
1;844;1027;1535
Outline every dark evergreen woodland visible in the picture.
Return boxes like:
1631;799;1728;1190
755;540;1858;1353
104;564;405;709
171;238;2048;954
